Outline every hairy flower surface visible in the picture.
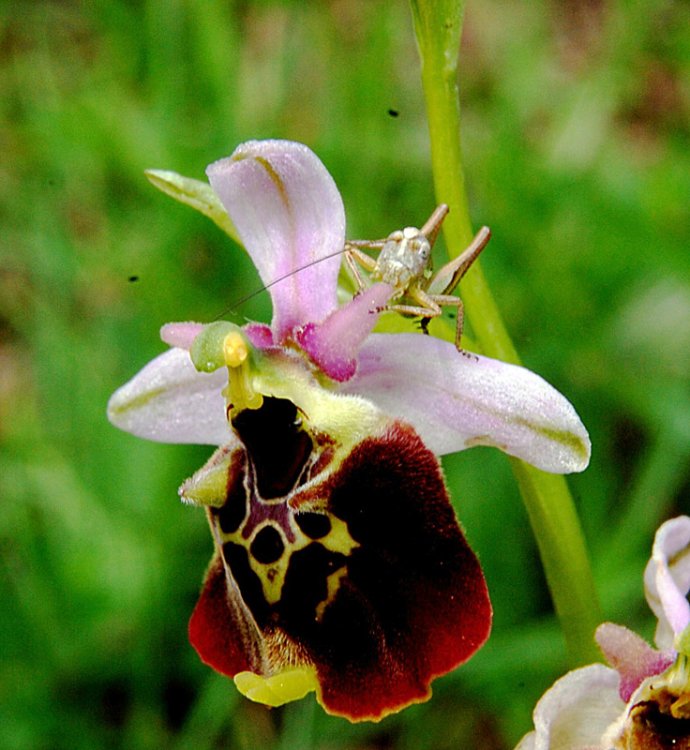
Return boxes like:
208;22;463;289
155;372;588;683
516;516;690;750
108;139;591;720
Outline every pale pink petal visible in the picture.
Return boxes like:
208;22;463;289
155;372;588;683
207;141;345;341
160;322;204;349
516;665;621;750
343;334;591;473
295;284;394;382
644;516;690;650
107;348;234;445
595;623;674;702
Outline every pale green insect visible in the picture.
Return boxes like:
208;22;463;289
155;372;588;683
144;171;490;349
343;204;491;352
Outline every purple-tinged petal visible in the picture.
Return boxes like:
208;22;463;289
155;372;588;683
343;334;591;473
515;664;622;750
207;141;345;341
644;516;690;650
596;622;674;702
107;348;233;445
244;323;274;349
160;322;204;349
296;284;394;382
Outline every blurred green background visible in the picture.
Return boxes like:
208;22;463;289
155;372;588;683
2;0;689;748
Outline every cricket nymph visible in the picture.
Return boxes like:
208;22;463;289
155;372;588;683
371;225;433;291
344;204;491;352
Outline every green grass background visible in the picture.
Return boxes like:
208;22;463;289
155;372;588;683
2;1;689;748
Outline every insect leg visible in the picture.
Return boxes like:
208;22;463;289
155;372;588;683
416;288;477;353
420;204;449;246
343;244;380;293
388;286;442;320
428;226;491;297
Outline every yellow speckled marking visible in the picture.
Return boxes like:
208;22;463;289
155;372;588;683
214;502;359;612
320;516;359;556
315;567;348;622
245;524;309;605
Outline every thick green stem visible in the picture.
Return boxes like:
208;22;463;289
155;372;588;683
410;0;600;665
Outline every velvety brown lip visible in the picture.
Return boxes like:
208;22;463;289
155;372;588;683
190;395;491;721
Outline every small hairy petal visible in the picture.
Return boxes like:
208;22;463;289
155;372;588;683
244;323;274;349
595;623;674;702
516;664;622;750
644;516;690;650
160;321;204;349
207;140;346;341
107;348;233;445
345;334;591;473
296;284;394;382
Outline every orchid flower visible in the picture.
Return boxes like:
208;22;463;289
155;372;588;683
108;139;590;720
516;515;690;750
112;140;590;472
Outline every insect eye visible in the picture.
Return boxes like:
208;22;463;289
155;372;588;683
415;239;431;259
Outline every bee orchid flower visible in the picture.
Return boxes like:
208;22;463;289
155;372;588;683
108;140;590;720
516;515;690;750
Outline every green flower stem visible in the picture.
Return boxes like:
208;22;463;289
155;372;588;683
410;0;601;665
510;463;602;664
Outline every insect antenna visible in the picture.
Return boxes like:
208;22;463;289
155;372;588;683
211;246;350;322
